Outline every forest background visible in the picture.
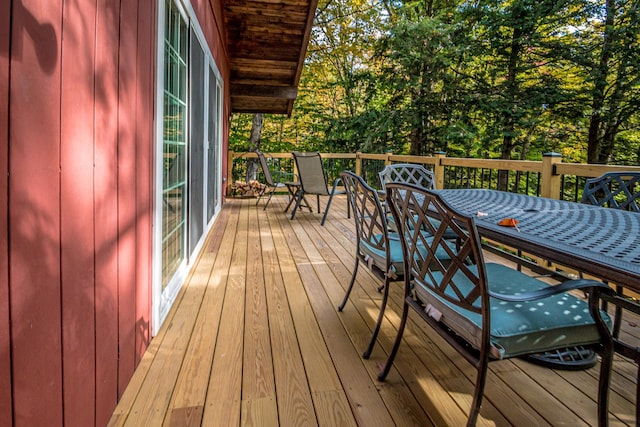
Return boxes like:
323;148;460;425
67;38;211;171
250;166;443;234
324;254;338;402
229;0;640;166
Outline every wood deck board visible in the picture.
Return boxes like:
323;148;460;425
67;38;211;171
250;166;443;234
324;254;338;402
110;195;638;426
201;202;247;426
258;205;318;426
164;202;240;427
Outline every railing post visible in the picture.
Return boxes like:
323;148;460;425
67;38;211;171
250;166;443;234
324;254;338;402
227;151;235;196
541;152;562;199
355;152;362;176
434;152;446;190
385;152;392;166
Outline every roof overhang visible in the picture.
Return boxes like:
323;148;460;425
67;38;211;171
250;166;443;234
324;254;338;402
225;0;318;116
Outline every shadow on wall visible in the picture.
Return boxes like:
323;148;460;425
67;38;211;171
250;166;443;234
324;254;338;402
7;0;58;73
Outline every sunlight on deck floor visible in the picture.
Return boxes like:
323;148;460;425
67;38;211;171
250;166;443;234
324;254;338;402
109;194;639;427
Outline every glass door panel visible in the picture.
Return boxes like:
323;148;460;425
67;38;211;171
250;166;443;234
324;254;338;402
161;0;187;290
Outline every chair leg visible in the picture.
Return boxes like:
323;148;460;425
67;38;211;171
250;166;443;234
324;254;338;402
290;190;305;219
597;342;614;427
363;276;390;359
378;298;410;381
263;187;276;210
636;365;639;425
255;186;267;206
321;178;342;226
338;258;359;311
284;193;296;212
612;285;624;339
321;192;336;226
467;350;490;427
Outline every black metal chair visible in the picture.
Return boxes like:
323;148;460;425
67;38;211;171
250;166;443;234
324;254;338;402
581;171;640;423
255;151;295;210
581;172;640;212
337;171;402;358
378;162;461;241
339;171;453;358
287;151;348;225
378;163;436;190
380;182;616;427
580;171;640;336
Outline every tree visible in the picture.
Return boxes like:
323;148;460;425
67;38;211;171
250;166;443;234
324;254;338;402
226;0;640;166
245;113;263;181
585;0;640;164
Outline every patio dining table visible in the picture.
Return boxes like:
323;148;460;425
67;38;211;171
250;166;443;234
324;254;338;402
434;189;640;293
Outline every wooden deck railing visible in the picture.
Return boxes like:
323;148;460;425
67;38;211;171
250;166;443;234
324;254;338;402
228;151;640;202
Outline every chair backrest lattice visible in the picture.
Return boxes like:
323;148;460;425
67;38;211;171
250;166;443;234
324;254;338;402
386;183;487;315
379;164;436;190
581;172;640;212
292;151;330;195
341;171;388;259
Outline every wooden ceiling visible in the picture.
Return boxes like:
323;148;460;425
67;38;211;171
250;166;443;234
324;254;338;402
225;0;318;115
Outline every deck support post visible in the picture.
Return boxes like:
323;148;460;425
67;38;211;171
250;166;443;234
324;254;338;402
541;152;562;199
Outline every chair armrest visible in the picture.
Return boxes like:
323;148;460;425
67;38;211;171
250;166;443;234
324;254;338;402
489;279;615;302
330;177;346;194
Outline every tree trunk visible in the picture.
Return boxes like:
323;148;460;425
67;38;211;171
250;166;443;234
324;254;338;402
587;0;615;164
246;113;263;182
498;22;523;191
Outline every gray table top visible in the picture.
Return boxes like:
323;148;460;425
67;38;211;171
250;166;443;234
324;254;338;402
435;189;640;291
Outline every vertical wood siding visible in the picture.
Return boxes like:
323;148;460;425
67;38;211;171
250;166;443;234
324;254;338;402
60;0;98;425
2;0;161;425
94;0;122;425
10;2;64;426
0;1;12;426
2;0;230;425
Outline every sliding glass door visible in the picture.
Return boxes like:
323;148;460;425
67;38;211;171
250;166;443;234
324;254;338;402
154;0;224;333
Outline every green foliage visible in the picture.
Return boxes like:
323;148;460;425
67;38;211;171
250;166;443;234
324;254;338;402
228;0;640;165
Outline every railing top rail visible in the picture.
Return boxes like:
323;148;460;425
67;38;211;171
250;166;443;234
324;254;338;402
556;163;640;178
440;157;543;173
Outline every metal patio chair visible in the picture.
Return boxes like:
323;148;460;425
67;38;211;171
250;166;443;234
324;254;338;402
580;171;640;336
338;171;453;358
337;171;403;358
255;151;295;210
380;182;616;427
581;171;640;212
581;171;640;422
378;163;436;191
287;151;348;225
378;163;459;240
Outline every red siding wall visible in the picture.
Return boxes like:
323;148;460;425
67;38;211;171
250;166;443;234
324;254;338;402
0;1;12;426
5;0;157;424
1;0;231;425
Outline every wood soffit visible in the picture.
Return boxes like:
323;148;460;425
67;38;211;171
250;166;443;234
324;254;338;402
225;0;318;115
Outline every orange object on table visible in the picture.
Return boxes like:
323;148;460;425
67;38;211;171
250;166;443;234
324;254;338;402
498;218;519;227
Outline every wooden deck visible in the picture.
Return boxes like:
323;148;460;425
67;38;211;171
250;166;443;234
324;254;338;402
108;194;639;427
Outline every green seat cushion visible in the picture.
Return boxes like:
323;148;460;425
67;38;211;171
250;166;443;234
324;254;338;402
413;263;612;359
359;233;452;277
